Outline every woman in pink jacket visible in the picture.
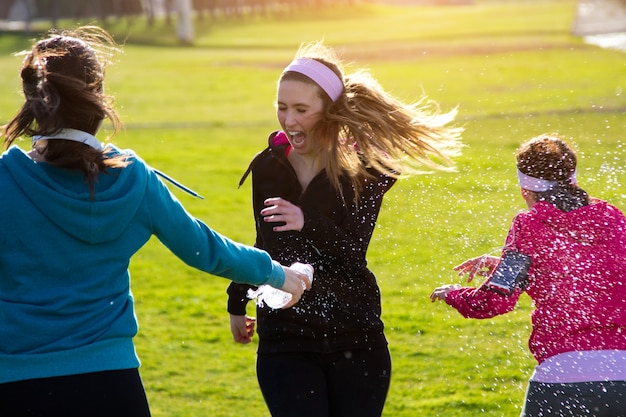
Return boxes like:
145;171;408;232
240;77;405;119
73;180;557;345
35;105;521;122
431;134;626;417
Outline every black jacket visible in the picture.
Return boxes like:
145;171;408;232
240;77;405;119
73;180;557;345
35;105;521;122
227;131;396;354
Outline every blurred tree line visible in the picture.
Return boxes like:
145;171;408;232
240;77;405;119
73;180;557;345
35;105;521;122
0;0;358;42
0;0;358;25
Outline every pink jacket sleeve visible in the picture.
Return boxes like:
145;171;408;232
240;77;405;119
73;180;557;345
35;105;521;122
444;286;521;319
445;216;524;319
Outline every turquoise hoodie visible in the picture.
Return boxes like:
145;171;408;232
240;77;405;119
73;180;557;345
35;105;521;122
0;145;284;384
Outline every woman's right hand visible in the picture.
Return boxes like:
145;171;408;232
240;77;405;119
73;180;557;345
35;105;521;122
430;284;461;302
230;314;256;344
279;264;312;308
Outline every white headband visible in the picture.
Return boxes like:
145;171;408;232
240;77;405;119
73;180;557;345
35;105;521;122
517;169;577;192
32;128;103;151
32;128;205;199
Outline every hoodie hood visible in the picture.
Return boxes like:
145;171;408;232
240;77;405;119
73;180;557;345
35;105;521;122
530;200;621;246
2;146;147;244
270;130;290;148
239;131;290;188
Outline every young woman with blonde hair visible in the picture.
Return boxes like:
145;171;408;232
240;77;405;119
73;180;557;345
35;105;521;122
228;41;463;417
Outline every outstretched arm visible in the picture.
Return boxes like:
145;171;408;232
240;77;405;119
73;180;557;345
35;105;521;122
431;255;520;319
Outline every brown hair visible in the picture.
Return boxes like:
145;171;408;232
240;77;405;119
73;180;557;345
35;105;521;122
1;26;128;196
516;134;589;212
279;41;463;200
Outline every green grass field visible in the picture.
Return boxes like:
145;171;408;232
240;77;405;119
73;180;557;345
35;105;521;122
1;1;625;415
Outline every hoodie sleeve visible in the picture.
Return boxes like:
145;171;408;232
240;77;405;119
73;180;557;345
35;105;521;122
444;286;521;319
143;164;285;289
445;218;524;319
226;282;253;315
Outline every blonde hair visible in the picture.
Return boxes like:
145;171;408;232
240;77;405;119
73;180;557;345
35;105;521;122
280;41;463;199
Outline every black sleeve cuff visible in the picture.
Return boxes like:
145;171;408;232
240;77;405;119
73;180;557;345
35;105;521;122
226;281;254;315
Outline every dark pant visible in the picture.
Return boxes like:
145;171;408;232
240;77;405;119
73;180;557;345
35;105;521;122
257;347;391;417
0;368;151;417
521;380;626;417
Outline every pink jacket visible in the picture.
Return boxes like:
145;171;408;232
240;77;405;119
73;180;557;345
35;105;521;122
445;200;626;363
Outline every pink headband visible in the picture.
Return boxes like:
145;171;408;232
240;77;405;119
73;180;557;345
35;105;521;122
283;58;343;102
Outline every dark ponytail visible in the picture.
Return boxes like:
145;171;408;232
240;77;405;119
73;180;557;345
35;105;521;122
1;26;128;198
516;134;589;212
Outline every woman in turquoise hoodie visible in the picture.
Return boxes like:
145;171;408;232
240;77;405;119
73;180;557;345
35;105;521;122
0;26;310;416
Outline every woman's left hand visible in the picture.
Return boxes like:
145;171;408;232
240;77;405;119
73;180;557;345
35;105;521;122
261;197;304;232
454;255;499;282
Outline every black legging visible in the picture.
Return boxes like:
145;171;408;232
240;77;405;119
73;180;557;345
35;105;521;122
521;380;626;417
0;368;151;417
257;346;392;417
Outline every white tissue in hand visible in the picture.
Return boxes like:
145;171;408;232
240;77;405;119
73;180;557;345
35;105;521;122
247;285;293;309
247;263;314;309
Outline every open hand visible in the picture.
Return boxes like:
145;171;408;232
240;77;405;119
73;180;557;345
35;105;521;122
454;255;499;282
261;197;304;232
